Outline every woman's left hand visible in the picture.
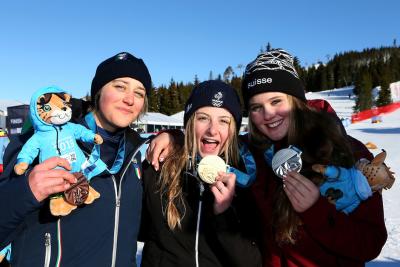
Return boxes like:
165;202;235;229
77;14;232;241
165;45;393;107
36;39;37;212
283;171;320;213
211;171;236;215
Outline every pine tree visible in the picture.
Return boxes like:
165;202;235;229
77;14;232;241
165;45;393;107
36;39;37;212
223;66;234;82
327;66;335;89
354;70;373;111
376;68;392;107
194;75;200;86
209;71;214;80
168;78;180;114
148;87;159;112
266;42;272;52
158;86;170;114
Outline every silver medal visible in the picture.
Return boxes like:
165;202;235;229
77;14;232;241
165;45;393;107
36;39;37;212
271;145;302;179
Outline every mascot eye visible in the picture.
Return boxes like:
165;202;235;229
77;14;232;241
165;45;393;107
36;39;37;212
43;104;51;112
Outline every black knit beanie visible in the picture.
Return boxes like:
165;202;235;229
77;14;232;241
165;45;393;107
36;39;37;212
184;80;242;130
91;52;152;104
241;49;306;109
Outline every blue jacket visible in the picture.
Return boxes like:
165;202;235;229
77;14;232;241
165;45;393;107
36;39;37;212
16;86;96;172
0;106;147;267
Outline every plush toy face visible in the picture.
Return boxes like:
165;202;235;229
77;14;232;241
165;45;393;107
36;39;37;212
37;93;72;125
356;150;395;191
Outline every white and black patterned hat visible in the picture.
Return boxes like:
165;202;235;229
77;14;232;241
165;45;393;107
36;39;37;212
184;80;242;130
241;49;306;108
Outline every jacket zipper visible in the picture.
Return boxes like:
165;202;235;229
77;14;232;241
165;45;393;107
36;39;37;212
110;140;149;267
111;174;119;267
195;182;205;267
44;233;51;267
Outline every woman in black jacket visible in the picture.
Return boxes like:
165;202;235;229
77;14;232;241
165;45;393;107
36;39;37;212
139;80;261;267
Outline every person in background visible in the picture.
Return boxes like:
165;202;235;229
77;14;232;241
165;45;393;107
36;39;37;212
0;52;153;267
139;80;261;267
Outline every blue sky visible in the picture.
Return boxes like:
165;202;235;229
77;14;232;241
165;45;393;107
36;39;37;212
1;0;399;102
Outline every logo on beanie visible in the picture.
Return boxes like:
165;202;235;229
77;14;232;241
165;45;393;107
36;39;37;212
116;52;128;61
186;103;192;113
247;77;273;89
211;92;223;107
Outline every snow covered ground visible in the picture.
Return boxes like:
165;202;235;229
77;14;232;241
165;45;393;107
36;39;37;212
308;87;400;266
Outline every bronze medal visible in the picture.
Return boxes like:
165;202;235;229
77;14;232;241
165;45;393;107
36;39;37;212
64;172;89;206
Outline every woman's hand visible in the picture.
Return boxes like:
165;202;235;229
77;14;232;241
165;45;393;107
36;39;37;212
283;171;320;213
28;157;77;202
145;132;174;171
211;171;236;215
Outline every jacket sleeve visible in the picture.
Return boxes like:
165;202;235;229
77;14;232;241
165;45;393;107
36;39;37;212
0;135;42;247
71;123;96;143
212;190;262;267
299;192;387;261
15;134;41;165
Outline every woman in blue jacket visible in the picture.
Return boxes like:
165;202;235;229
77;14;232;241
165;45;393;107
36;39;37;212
0;52;152;267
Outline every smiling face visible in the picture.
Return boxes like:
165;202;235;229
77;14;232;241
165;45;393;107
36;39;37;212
248;92;292;141
94;77;146;132
194;106;233;158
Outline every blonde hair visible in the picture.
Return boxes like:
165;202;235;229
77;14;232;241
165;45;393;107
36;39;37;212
159;112;239;230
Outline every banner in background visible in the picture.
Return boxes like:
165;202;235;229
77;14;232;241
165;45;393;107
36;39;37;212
6;105;30;135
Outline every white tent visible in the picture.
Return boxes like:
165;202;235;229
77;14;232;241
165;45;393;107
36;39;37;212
133;112;183;133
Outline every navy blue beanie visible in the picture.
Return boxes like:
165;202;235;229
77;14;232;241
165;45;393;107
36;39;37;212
184;80;242;130
241;49;306;109
91;52;152;103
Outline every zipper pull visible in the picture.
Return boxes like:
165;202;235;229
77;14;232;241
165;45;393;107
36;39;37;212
45;233;51;246
199;182;205;197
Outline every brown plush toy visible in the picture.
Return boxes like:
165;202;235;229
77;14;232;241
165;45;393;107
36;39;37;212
14;87;103;216
355;150;395;193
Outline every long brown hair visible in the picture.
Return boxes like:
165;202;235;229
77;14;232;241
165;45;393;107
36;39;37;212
248;95;354;244
159;112;239;230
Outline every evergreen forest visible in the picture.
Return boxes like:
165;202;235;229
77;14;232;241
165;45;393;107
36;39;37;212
147;44;400;114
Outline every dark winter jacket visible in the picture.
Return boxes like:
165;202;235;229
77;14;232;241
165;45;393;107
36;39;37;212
0;117;147;267
139;160;262;267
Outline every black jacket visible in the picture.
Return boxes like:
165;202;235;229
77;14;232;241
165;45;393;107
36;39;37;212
139;161;262;267
0;117;147;267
